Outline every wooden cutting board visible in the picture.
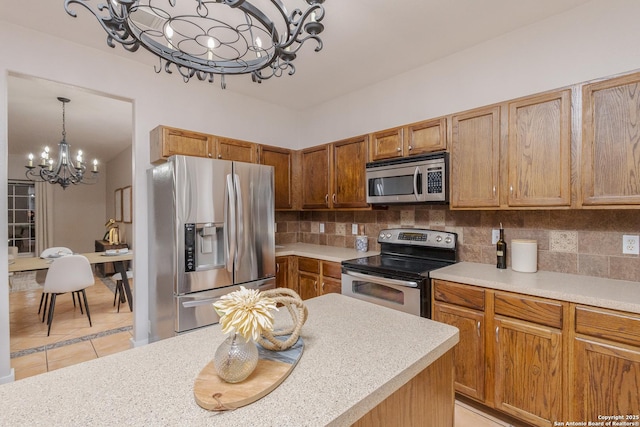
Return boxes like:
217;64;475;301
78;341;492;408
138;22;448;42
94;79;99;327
194;337;304;411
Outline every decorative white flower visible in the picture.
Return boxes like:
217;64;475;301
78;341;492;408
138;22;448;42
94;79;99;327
213;286;278;341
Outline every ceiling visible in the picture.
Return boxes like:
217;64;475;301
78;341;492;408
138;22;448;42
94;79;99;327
3;0;593;162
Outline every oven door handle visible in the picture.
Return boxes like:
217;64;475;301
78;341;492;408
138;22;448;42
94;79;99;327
344;270;419;288
413;166;420;200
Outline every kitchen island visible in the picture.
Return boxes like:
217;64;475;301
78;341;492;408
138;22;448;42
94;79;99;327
0;293;458;426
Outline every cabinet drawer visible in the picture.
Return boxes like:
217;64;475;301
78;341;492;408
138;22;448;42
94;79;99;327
433;280;484;311
298;257;320;274
575;306;640;347
322;261;342;279
494;292;563;329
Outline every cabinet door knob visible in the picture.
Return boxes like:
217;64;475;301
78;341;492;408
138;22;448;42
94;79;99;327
495;326;499;342
492;186;496;196
396;147;401;152
217;154;222;159
477;321;481;337
510;185;513;194
332;193;337;203
325;194;329;206
276;264;280;273
208;153;212;157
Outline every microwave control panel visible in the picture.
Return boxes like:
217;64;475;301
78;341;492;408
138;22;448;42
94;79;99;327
426;166;444;194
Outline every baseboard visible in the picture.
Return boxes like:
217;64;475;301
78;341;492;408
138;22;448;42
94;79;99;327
0;368;15;384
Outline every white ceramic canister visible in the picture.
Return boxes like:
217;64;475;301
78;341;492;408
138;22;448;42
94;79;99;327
511;239;538;273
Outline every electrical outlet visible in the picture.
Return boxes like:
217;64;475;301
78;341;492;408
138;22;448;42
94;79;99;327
319;223;325;233
352;224;358;235
492;229;500;245
623;235;639;255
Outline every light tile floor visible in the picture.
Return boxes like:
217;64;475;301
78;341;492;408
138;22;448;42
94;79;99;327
455;400;517;427
9;276;133;381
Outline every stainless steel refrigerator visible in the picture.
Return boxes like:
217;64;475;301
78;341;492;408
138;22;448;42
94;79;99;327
148;155;275;342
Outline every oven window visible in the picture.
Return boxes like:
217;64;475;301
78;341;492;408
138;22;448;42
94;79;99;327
352;281;405;305
368;174;422;197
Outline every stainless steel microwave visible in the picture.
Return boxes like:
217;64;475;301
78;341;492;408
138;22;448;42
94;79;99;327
365;152;449;204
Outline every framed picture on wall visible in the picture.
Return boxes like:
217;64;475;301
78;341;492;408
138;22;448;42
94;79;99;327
122;185;132;223
115;188;123;222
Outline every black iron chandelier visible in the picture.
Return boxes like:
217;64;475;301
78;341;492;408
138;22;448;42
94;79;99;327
25;97;99;190
63;0;326;88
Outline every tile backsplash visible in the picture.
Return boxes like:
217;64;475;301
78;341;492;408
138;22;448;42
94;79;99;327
275;206;640;282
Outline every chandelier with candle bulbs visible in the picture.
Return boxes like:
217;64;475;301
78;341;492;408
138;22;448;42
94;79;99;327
63;0;326;88
25;97;99;190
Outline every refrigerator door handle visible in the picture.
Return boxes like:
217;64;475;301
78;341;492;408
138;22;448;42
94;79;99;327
234;173;244;264
225;174;237;273
181;298;222;308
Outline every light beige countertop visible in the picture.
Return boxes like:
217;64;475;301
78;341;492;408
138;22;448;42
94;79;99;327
0;293;458;426
275;242;378;263
431;262;640;315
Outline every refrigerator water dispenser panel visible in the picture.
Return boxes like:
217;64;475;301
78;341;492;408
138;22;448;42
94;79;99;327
184;223;196;272
193;222;224;271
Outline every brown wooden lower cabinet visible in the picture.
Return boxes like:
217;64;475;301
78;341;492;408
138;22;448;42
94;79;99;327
494;316;563;426
297;257;343;300
433;300;485;402
276;256;343;300
275;256;295;293
434;280;640;427
572;305;640;421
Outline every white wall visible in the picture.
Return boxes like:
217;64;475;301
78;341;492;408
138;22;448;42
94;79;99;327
106;146;133;247
3;0;640;383
299;0;640;146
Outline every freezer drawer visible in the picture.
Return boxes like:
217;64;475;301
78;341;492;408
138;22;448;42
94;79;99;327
174;277;276;335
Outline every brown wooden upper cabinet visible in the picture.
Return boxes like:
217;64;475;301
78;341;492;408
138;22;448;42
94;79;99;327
507;90;571;207
301;135;369;209
150;125;214;164
259;145;293;210
150;125;258;164
451;89;571;209
451;106;501;208
581;71;640;207
369;118;447;162
215;136;257;163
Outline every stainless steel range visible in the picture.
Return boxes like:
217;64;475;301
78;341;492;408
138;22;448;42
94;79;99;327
341;228;457;318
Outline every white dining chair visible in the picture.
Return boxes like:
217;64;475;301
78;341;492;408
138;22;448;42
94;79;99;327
37;247;73;321
111;270;133;312
43;255;95;336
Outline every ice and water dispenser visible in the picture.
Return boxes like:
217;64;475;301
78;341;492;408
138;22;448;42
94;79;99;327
184;222;224;273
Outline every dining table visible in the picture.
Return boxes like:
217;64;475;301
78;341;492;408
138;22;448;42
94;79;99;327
9;251;134;312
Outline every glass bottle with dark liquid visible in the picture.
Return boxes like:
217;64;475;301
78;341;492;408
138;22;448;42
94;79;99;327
496;223;507;269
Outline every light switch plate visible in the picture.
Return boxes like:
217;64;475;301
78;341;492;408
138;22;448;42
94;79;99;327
352;224;358;235
492;229;500;245
319;223;325;233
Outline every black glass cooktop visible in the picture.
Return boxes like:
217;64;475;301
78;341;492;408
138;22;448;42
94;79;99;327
341;254;453;281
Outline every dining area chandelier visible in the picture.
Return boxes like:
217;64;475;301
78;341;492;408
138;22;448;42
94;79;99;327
25;97;99;190
63;0;326;88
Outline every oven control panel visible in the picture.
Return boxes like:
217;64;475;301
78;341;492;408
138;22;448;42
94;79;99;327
378;228;457;249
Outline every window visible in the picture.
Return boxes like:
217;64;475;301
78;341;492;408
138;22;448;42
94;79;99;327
8;181;35;254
